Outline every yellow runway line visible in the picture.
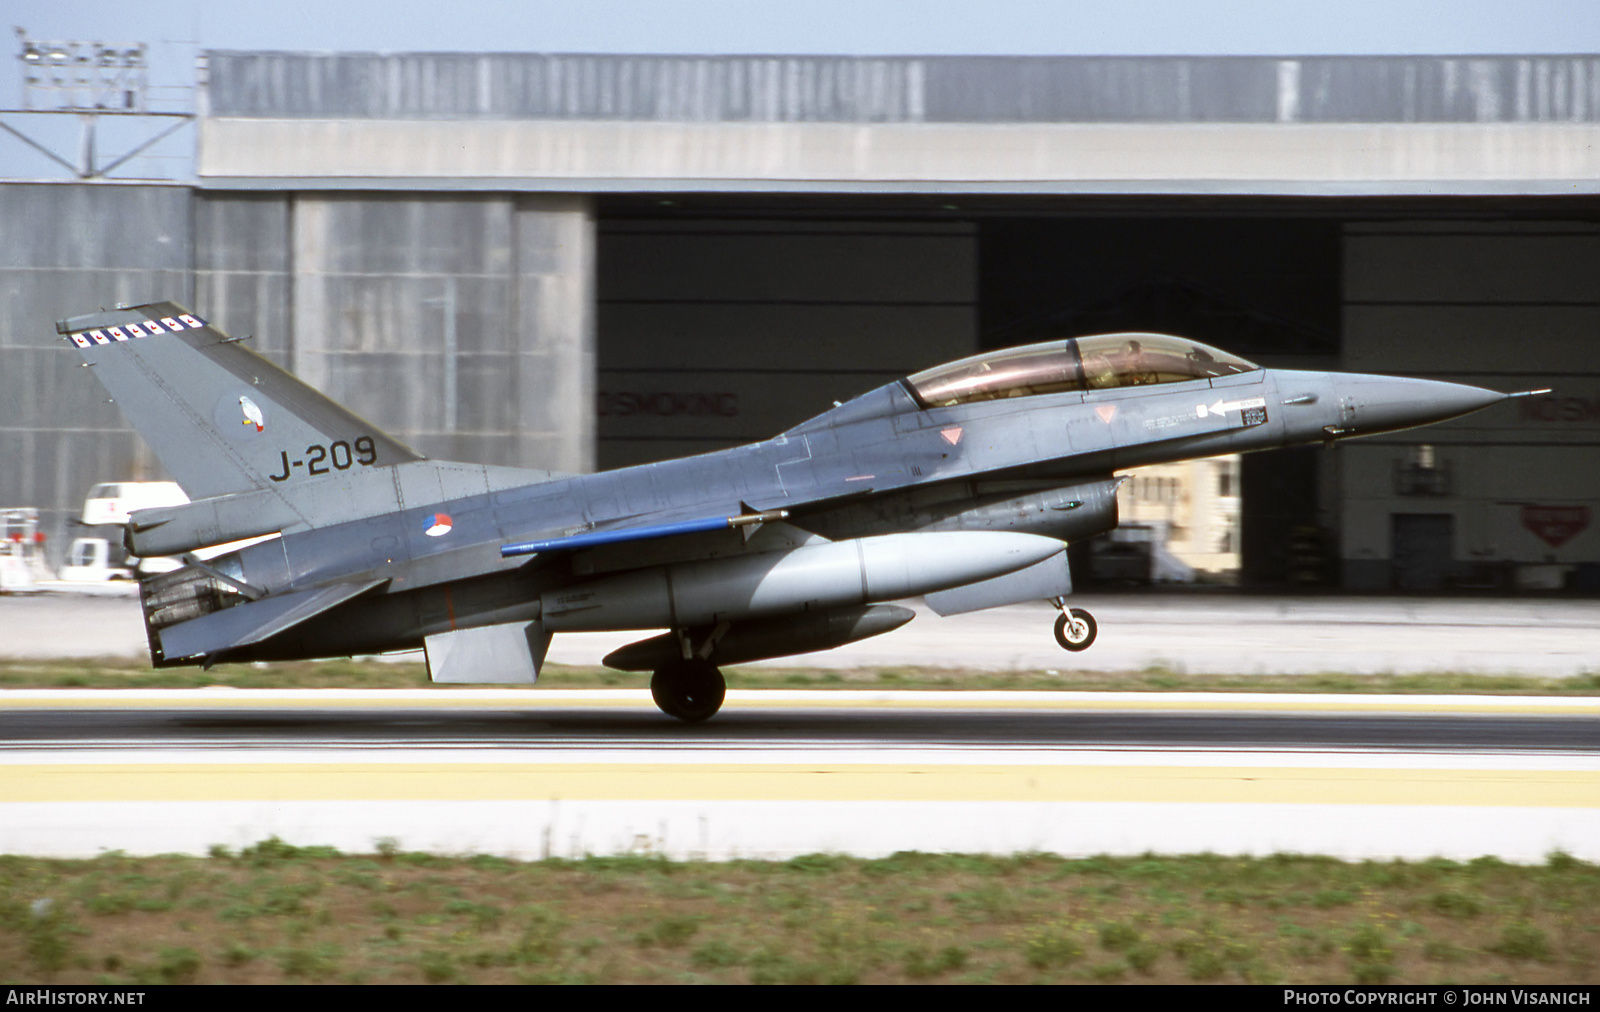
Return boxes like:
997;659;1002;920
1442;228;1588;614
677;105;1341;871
3;762;1596;807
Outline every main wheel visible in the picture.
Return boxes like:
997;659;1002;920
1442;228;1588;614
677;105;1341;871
1053;608;1098;652
650;659;727;722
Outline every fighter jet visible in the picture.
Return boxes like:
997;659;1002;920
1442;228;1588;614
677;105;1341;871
56;302;1536;721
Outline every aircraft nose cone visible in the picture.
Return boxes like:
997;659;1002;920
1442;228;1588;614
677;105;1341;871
1342;376;1506;435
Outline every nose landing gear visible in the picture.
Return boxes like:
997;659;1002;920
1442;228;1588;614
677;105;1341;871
1052;601;1097;652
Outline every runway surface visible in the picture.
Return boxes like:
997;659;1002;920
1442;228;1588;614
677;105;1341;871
1;690;1595;863
1;690;1596;750
4;591;1598;676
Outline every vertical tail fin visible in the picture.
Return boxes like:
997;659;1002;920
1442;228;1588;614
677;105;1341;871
58;302;423;500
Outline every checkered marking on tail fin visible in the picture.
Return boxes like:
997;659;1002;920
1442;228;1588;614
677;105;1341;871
69;315;207;347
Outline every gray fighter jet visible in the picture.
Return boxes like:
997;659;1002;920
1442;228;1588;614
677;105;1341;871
56;302;1536;721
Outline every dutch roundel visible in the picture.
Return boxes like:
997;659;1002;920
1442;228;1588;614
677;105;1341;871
423;513;453;537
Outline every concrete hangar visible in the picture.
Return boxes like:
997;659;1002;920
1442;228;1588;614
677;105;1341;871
3;51;1597;592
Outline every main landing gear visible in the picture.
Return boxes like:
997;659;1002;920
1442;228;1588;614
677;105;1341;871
650;657;727;722
1052;599;1097;652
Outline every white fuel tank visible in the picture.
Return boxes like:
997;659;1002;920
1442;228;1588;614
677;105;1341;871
540;531;1065;632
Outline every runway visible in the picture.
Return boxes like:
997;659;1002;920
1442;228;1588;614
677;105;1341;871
1;689;1596;750
4;589;1595;863
1;690;1595;863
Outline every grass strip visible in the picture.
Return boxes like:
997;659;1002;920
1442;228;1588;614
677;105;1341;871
1;844;1595;984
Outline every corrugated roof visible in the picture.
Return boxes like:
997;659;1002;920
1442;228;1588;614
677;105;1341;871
204;52;1600;124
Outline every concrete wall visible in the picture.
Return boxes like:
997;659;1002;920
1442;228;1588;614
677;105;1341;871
196;192;594;472
0;183;193;563
0;184;596;570
198;119;1600;195
1341;221;1600;590
284;193;594;470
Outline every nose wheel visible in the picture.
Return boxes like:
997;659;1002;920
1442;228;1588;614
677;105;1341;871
1053;607;1097;652
650;658;727;722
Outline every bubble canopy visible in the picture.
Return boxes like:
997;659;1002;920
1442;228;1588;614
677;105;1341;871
905;333;1260;408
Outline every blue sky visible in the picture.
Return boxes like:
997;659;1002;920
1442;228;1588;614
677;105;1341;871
10;0;1600;57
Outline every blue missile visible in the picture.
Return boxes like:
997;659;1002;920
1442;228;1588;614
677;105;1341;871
501;508;790;558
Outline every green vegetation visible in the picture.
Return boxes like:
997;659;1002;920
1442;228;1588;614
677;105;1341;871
1;657;1597;695
1;845;1595;984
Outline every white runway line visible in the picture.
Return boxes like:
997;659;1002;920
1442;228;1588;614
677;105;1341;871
2;800;1595;864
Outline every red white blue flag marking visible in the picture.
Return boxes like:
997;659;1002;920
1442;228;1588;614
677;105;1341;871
424;513;453;537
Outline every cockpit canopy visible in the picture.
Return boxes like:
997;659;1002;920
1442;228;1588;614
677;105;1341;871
906;333;1260;409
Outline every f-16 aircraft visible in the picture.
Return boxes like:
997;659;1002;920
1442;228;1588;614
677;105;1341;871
57;302;1535;721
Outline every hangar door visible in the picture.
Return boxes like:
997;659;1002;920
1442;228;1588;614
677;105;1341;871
596;219;977;469
1391;513;1455;591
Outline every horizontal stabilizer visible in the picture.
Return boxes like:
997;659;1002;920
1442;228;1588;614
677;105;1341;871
157;578;387;662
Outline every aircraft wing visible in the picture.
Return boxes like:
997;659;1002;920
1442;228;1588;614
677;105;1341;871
155;578;388;663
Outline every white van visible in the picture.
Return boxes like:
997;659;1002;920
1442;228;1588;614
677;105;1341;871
59;535;132;582
81;482;189;526
62;481;193;582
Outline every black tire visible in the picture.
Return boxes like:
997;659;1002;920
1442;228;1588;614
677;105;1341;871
650;659;727;722
1053;608;1098;652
